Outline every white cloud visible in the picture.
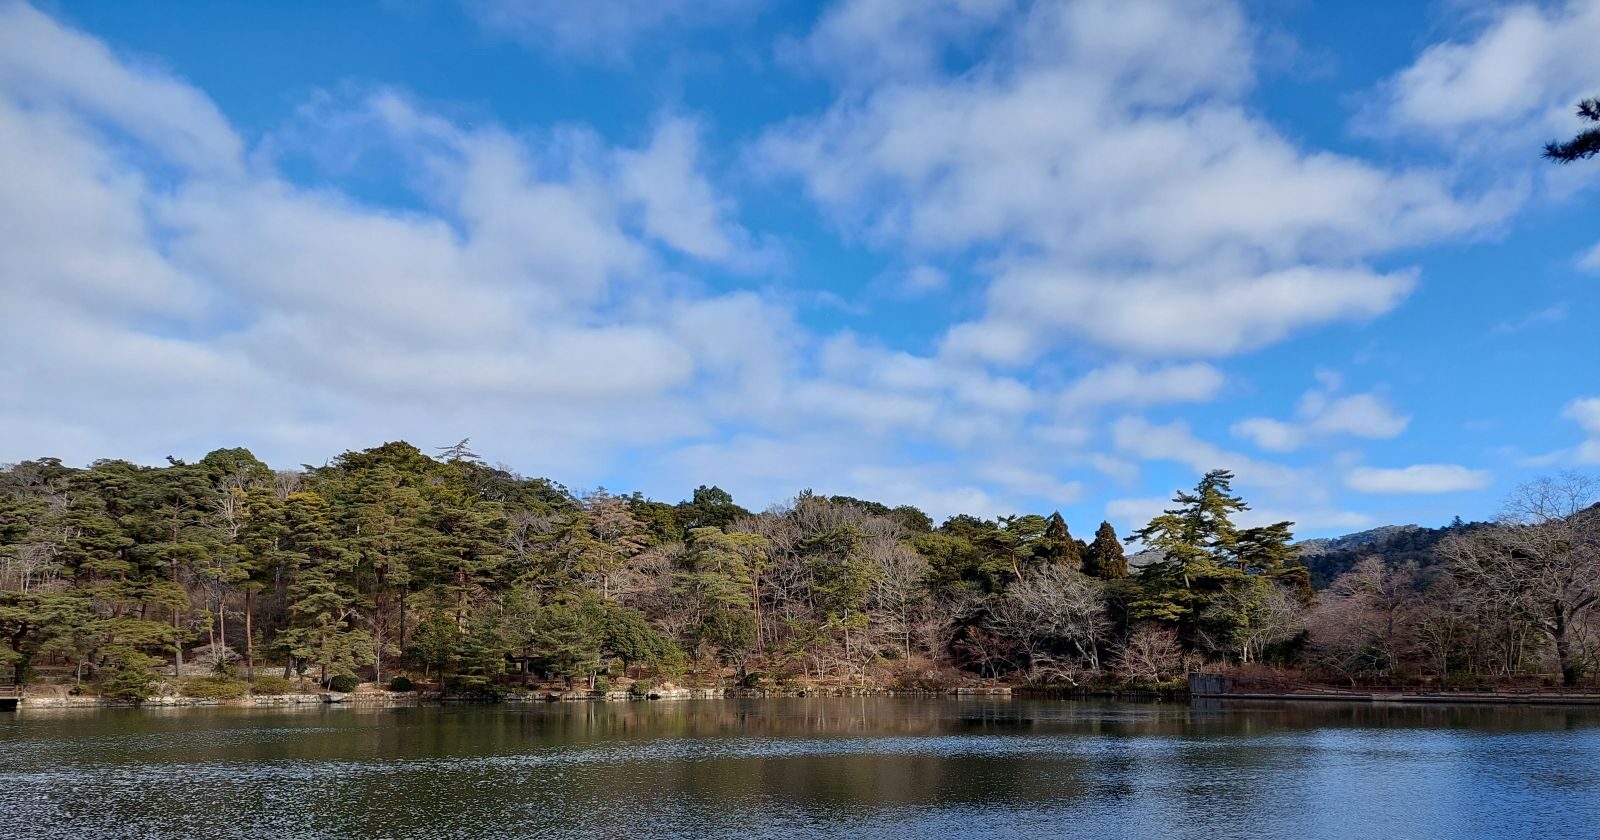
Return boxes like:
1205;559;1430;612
1345;464;1492;494
617;117;750;263
1233;379;1410;452
0;5;792;478
1105;496;1170;533
1566;397;1600;464
1110;416;1318;500
464;0;757;61
1059;362;1225;410
1580;241;1600;272
763;0;1507;362
1371;0;1600;143
0;2;242;174
901;264;949;295
655;435;1030;521
1492;303;1568;334
789;0;1015;84
1108;492;1371;536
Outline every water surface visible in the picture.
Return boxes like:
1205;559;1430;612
3;697;1598;839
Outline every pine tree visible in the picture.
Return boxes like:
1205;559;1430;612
1084;521;1128;580
275;492;371;685
1042;512;1084;571
1130;470;1251;640
1545;98;1600;163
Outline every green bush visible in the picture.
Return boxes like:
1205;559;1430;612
183;676;249;700
388;675;414;692
250;675;295;695
101;665;157;703
328;673;360;693
592;675;611;693
629;680;652;698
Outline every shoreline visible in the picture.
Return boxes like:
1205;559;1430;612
5;685;1017;710
1193;690;1600;706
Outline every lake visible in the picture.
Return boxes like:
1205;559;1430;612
3;697;1599;839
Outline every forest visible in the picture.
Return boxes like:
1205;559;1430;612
1;441;1596;700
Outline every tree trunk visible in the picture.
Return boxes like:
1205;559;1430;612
374;582;385;685
172;559;184;677
244;590;255;681
1553;609;1579;687
399;584;409;650
217;591;227;673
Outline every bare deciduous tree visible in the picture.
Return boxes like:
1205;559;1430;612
1441;473;1600;686
1115;625;1184;684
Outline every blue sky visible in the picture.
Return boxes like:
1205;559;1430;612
2;0;1597;537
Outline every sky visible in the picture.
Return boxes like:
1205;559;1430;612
1;0;1597;537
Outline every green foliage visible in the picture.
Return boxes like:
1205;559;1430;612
250;675;295;695
1084;521;1128;580
328;673;360;693
14;438;1461;695
1130;470;1301;657
409;613;461;678
676;528;765;662
182;676;248;700
518;594;602;686
602;604;676;669
388;675;414;691
1545;97;1600;163
629;679;652;697
99;646;161;702
675;486;751;532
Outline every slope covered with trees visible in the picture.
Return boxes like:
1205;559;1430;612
1;443;1595;698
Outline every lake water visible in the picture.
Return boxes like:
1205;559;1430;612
4;697;1599;839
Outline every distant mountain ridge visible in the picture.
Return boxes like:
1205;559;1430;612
1294;521;1496;589
1124;521;1487;590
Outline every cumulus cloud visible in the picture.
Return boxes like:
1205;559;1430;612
1370;0;1600;144
1232;377;1410;452
762;0;1508;362
616;116;752;263
0;4;779;477
1345;464;1492;495
0;2;242;174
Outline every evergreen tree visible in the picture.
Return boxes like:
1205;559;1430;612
275;492;372;685
1130;470;1251;641
1042;512;1084;571
1084;521;1128;580
1545;97;1600;162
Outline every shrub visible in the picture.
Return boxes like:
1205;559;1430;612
250;675;295;695
629;680;652;698
99;646;161;702
101;665;157;703
183;676;249;700
388;675;414;692
592;675;611;693
328;673;360;693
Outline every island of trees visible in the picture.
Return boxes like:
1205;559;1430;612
1;441;1596;701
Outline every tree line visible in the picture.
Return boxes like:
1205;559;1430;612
1;441;1595;698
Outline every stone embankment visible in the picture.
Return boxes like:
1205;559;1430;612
12;684;1013;709
520;686;1011;702
17;691;429;709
